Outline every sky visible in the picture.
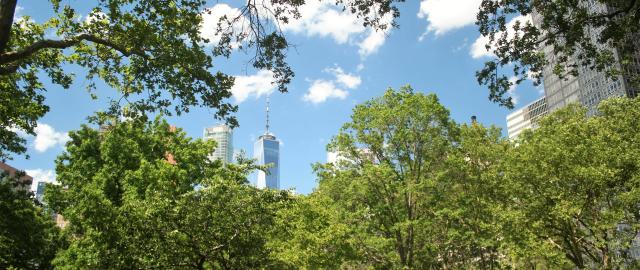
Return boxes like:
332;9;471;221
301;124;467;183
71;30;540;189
11;0;542;194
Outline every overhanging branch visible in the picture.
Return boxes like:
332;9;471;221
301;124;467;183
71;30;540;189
0;33;148;66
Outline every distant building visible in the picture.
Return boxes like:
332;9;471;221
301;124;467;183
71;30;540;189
254;97;280;189
0;162;33;191
203;124;234;164
35;181;46;203
255;133;280;189
506;97;548;139
327;148;377;166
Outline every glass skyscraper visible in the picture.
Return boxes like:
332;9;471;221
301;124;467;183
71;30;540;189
203;124;233;164
36;181;46;203
254;133;280;189
254;96;280;189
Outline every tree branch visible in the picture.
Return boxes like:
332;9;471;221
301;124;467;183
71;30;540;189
0;0;17;53
0;33;148;66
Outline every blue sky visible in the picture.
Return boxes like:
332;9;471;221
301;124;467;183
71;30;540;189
11;0;541;194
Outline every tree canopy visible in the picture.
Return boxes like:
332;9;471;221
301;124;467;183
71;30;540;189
46;116;292;269
0;173;63;270
0;0;402;160
475;0;640;108
273;87;640;269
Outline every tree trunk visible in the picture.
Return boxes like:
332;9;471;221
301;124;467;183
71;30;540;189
0;0;17;53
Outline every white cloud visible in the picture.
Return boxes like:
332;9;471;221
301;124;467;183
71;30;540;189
303;65;361;104
25;169;57;191
260;0;389;57
200;4;248;47
417;0;483;37
303;80;348;104
508;76;520;105
33;123;70;152
326;67;361;89
470;15;531;59
356;63;365;71
358;13;393;57
14;5;23;17
359;28;388;57
231;70;276;103
276;1;364;44
85;11;107;24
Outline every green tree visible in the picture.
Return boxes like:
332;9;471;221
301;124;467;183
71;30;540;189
312;86;459;268
46;116;291;269
0;0;402;160
0;174;63;270
428;123;516;268
503;98;640;268
475;0;640;108
269;193;361;269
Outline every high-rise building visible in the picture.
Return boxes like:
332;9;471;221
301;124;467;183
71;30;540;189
506;97;548;139
254;97;280;189
36;181;46;203
203;124;234;164
0;162;33;192
532;3;639;115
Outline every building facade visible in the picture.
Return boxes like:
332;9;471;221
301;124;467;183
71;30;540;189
506;97;548;139
0;162;33;191
254;133;280;189
532;2;639;115
203;124;234;164
36;181;46;203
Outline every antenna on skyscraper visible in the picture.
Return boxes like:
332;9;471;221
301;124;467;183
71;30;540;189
265;95;270;135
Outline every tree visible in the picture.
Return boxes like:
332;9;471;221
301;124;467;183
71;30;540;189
0;0;402;160
46;116;291;269
475;0;640;108
503;98;640;268
0;173;63;270
429;123;518;268
312;86;460;268
268;193;362;269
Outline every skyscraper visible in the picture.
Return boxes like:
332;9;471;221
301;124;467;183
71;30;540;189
507;3;639;138
203;124;234;164
36;181;46;203
254;97;280;189
532;3;639;115
506;97;548;139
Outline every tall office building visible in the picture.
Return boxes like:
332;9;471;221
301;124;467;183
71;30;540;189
507;3;639;137
36;181;46;203
203;124;234;164
254;97;280;189
506;97;548;139
532;3;639;115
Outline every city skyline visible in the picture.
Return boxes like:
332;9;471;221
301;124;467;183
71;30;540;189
9;0;544;194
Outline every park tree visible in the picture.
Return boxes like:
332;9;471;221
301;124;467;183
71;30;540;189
46;116;292;269
0;0;402;160
311;86;460;268
268;193;362;269
428;123;516;268
475;0;640;108
0;174;63;270
503;98;640;268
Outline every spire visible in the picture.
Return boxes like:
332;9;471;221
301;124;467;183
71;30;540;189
265;95;270;135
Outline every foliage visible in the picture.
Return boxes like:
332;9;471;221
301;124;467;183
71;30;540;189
475;0;640;108
279;88;640;269
0;0;403;160
0;173;63;270
307;86;460;268
504;98;640;268
46;116;292;269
